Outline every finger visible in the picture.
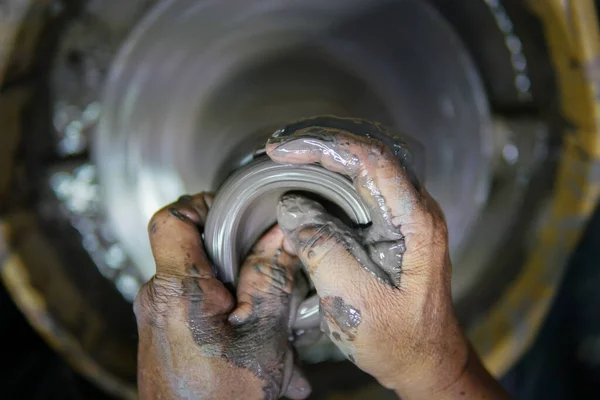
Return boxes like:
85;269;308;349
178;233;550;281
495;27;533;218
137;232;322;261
277;194;392;292
148;192;214;278
282;367;312;400
266;116;425;243
134;273;235;327
147;192;235;317
229;225;297;325
277;194;386;357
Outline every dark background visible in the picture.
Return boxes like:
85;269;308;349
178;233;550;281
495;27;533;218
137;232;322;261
502;202;600;399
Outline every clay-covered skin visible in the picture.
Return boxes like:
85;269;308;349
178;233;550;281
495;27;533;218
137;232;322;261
267;116;511;400
134;193;311;400
271;117;415;287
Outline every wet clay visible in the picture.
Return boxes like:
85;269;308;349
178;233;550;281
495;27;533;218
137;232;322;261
269;116;419;288
320;296;362;359
321;296;361;340
270;115;421;189
156;202;296;399
184;276;292;399
277;194;395;286
139;193;310;399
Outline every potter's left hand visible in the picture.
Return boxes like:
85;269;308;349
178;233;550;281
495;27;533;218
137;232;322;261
266;116;510;400
134;193;310;400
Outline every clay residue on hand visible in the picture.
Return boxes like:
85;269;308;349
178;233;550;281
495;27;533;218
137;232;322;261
365;239;405;285
320;296;362;359
268;117;420;288
277;194;401;287
184;276;292;399
185;221;312;399
270;116;416;173
270;130;362;176
321;296;361;338
268;115;421;191
140;192;308;399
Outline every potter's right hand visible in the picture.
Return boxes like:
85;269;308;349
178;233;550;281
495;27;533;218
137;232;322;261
266;116;510;400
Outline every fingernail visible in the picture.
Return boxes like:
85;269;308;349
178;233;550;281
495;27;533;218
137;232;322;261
177;194;193;202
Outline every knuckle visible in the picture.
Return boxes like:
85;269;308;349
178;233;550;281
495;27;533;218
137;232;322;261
297;224;334;256
132;284;149;320
134;281;163;326
358;137;396;167
412;201;448;240
422;212;447;242
250;260;272;284
369;139;392;158
247;257;293;294
133;276;182;328
147;207;169;233
403;204;449;270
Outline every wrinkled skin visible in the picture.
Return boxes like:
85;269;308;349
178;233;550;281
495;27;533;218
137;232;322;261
135;116;510;399
267;116;511;399
134;194;311;400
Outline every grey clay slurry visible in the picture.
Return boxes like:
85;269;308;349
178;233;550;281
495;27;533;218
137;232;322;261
268;116;420;288
277;194;396;286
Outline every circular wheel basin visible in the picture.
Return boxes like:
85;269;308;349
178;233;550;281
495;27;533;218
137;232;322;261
96;0;493;297
4;0;597;397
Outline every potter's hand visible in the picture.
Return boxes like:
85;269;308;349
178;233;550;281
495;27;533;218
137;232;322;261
266;116;510;400
134;193;310;400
